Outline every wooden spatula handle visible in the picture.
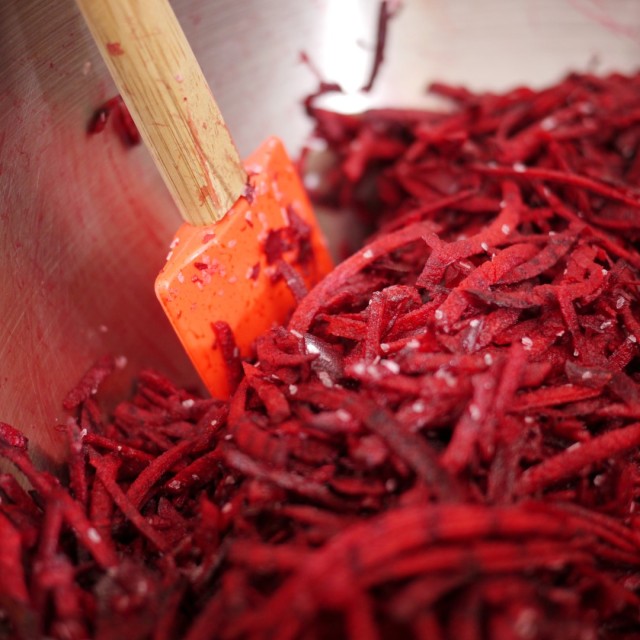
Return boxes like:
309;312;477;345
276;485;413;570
76;0;247;226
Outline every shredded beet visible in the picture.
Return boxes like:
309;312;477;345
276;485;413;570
6;72;640;638
361;0;402;92
88;96;141;146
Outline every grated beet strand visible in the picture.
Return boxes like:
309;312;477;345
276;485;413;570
4;71;640;638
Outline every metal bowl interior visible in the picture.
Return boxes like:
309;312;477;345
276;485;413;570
2;0;640;464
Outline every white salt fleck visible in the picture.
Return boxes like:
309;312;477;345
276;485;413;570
501;224;511;235
222;503;232;514
306;341;320;355
582;371;593;380
593;474;605;487
513;162;526;173
290;329;303;339
210;420;218;427
629;335;638;343
435;309;444;320
366;365;381;379
318;371;334;388
541;117;556;131
601;269;608;276
191;475;200;481
87;528;101;543
406;339;420;349
182;399;195;409
165;250;173;261
381;359;400;374
412;400;426;413
469;404;481;421
352;362;366;376
170;237;180;249
363;249;374;259
548;231;556;236
435;369;457;387
177;271;185;284
573;349;580;357
470;319;480;328
481;242;489;252
568;441;582;451
616;296;626;309
380;343;390;353
336;409;351;422
556;330;565;338
289;384;298;395
524;416;535;424
167;480;182;491
484;353;493;366
521;336;533;350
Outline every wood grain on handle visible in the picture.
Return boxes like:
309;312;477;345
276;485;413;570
76;0;247;226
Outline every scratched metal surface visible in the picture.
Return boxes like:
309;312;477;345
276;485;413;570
1;0;639;465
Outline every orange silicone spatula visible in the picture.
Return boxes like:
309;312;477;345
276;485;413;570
76;0;333;398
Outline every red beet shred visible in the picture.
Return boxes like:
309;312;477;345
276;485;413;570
6;72;640;639
88;96;141;146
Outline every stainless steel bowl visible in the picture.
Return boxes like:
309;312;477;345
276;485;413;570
2;0;639;464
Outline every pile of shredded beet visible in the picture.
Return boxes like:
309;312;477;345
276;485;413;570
5;71;640;639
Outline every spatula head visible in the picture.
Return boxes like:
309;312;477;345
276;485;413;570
155;137;333;398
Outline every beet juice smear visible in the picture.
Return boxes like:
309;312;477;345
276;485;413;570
4;72;640;639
